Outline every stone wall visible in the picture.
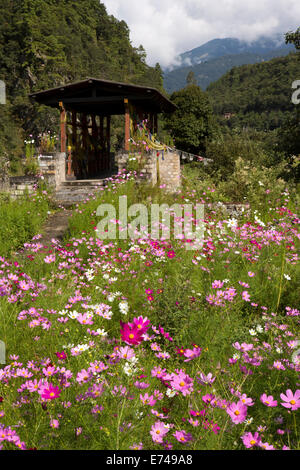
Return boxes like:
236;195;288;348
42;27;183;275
115;149;181;192
9;176;38;198
38;152;66;188
0;152;66;199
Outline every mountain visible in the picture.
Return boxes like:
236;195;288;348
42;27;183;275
205;52;300;131
164;35;295;92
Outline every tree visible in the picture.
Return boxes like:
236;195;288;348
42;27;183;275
164;85;214;154
285;27;300;50
186;70;197;86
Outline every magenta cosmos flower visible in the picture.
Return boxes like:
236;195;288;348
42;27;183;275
120;321;144;346
280;389;300;410
38;383;61;401
128;316;150;335
226;401;248;424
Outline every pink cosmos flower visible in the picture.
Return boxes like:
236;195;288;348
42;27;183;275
50;419;59;429
117;346;136;360
239;394;254;407
260;394;278;407
280;389;300;410
44;254;56;264
260;442;276;450
241;432;261;448
226;401;248;424
242;291;250;302
76;369;91;385
273;361;285;370
197;372;215;386
173;430;193;444
183;346;202;362
170;370;193;396
150;421;169;443
151;367;166;378
140;393;157;406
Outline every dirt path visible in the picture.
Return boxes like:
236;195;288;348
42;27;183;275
39;209;73;247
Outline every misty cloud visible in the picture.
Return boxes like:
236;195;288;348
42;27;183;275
101;0;300;67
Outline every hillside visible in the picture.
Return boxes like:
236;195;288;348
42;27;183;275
206;52;300;130
0;0;164;169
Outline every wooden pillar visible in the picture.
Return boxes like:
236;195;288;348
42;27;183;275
91;114;98;175
59;101;66;153
82;114;88;178
153;113;158;135
99;115;104;172
124;98;130;151
106;115;111;172
67;110;76;177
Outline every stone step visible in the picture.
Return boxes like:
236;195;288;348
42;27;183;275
52;178;110;208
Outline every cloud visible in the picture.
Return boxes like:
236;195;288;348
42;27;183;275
101;0;300;67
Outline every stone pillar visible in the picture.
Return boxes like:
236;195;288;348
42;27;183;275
157;150;181;192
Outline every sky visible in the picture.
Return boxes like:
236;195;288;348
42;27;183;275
101;0;300;68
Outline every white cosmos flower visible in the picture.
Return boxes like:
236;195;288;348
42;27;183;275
166;388;177;398
96;328;107;337
249;329;257;336
123;362;136;376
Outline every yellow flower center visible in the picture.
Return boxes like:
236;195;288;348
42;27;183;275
179;381;185;387
250;440;256;445
234;410;240;416
290;400;296;405
129;334;134;339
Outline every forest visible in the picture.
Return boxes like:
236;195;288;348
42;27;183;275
0;0;164;171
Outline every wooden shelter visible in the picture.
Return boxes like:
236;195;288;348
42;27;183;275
30;78;176;180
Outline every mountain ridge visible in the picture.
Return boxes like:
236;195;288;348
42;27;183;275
164;35;295;92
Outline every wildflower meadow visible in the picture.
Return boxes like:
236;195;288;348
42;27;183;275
0;165;299;452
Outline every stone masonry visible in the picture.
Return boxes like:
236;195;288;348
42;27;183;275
115;149;181;193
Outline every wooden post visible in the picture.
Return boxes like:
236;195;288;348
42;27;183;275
82;114;88;178
91;114;98;175
124;98;130;152
59;101;66;153
153;113;158;135
67;110;76;177
99;115;104;172
106;115;111;172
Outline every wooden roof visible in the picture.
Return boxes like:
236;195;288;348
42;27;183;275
29;78;176;115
